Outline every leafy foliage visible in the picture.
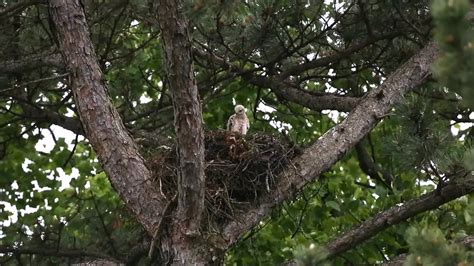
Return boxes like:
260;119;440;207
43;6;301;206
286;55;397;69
405;226;474;266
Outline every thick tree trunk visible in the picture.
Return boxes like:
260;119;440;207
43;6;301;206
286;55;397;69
154;0;207;264
48;0;166;234
155;0;205;236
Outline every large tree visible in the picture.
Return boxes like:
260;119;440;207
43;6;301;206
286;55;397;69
1;0;473;265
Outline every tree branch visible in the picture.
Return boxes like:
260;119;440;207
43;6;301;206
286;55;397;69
0;53;62;74
0;245;115;261
48;0;165;234
194;48;361;112
243;74;360;112
221;41;439;247
278;32;401;79
325;173;474;259
355;141;393;189
22;104;83;135
155;0;206;236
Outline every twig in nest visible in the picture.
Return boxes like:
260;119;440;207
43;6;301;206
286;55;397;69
148;195;177;259
158;176;167;200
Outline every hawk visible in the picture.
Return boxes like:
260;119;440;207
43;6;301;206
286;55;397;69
227;104;249;135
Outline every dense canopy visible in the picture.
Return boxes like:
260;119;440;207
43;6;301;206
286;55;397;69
0;0;474;265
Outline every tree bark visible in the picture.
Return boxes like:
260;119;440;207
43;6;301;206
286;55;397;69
155;0;205;238
48;0;165;234
153;0;207;264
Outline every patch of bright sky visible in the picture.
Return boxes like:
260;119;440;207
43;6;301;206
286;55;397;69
257;102;276;113
450;112;474;139
307;52;316;60
256;101;292;133
35;125;81;153
139;95;153;104
138;80;162;105
1;125;83;235
1;199;40;228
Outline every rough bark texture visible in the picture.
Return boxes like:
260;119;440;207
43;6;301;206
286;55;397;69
48;0;165;234
222;42;439;247
271;84;360;112
154;0;206;263
155;0;205;235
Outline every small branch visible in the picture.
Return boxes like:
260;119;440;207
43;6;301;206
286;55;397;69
194;48;361;112
0;52;62;74
0;0;43;18
0;245;116;261
20;104;84;135
278;32;400;79
62;133;79;168
245;75;361;112
355;141;393;189
90;192;118;257
0;73;69;94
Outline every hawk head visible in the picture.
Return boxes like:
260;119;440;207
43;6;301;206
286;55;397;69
234;105;246;114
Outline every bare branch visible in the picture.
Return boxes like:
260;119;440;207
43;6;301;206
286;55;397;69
278;32;401;79
194;48;360;112
0;53;62;74
0;245;115;261
355;141;393;188
22;105;83;135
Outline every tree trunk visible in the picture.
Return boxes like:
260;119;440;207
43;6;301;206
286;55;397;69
154;0;207;263
48;0;166;234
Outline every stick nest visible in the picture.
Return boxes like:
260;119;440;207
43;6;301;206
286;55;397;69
146;130;297;225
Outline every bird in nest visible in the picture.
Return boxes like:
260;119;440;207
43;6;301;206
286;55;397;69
227;104;249;135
